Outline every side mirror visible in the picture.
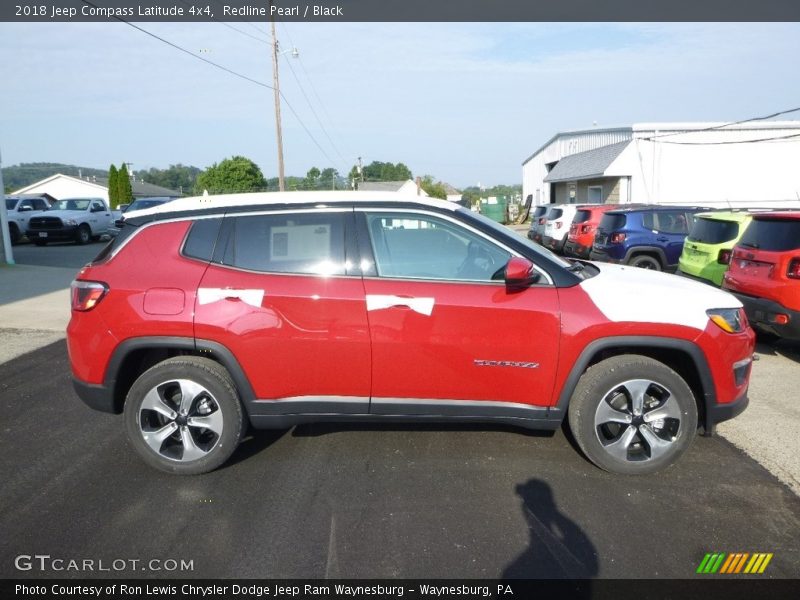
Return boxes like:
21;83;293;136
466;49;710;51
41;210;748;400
18;205;32;212
504;257;539;289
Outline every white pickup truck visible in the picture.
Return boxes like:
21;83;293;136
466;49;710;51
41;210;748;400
26;197;115;246
4;196;51;244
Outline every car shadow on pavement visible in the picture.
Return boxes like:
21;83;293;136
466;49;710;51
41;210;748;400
226;429;289;467
502;478;598;583
755;339;800;364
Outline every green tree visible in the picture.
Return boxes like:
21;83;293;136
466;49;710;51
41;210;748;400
107;164;119;207
118;163;133;204
305;166;321;189
320;168;339;190
352;160;414;183
420;175;447;200
195;156;267;195
135;164;201;195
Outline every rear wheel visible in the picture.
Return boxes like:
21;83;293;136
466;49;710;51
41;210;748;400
629;254;662;270
75;224;91;245
123;356;246;474
568;355;697;475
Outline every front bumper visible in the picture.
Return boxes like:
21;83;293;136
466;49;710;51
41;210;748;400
705;388;749;435
72;377;119;414
728;292;800;341
27;225;79;241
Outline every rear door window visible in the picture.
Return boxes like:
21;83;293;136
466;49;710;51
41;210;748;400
642;211;690;234
219;212;348;275
688;218;740;244
740;219;800;251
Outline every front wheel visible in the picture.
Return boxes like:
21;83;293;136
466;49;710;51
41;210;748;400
568;355;697;475
123;356;246;474
75;224;91;245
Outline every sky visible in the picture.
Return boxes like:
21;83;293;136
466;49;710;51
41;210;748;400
1;21;799;188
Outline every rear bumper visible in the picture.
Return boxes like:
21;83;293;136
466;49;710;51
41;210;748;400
589;248;623;264
729;292;800;340
72;377;119;414
564;240;592;258
677;269;718;287
542;235;567;253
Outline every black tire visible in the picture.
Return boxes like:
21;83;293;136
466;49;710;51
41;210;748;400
628;254;662;271
33;239;47;246
75;224;91;245
567;355;697;475
9;224;21;245
123;356;246;475
91;235;101;242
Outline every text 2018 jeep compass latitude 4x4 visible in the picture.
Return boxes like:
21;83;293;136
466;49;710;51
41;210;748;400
68;192;754;475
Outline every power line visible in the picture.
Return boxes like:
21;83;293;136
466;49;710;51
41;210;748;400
645;132;800;145
641;106;800;141
81;1;276;92
80;1;340;169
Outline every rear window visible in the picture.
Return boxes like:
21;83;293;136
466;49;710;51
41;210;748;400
573;210;592;224
740;219;800;252
546;208;563;220
688;218;740;244
599;213;626;231
532;206;547;218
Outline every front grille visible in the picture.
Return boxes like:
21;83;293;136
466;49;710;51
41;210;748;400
29;216;64;230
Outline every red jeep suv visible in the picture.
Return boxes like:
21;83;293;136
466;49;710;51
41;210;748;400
722;211;800;340
68;192;754;475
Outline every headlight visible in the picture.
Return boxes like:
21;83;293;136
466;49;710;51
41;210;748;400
64;219;77;226
707;308;746;333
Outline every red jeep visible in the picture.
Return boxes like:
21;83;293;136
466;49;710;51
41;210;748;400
722;211;800;340
563;205;618;259
68;192;754;475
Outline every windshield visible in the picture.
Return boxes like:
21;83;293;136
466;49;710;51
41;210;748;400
460;208;572;268
740;219;800;251
5;198;17;211
51;199;91;211
127;199;167;212
688;218;739;244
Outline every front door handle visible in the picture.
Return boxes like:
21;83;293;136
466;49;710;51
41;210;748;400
366;294;435;316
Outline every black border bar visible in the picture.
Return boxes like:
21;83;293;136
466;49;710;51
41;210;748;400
2;0;800;22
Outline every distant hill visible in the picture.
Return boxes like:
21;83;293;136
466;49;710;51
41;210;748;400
3;162;107;192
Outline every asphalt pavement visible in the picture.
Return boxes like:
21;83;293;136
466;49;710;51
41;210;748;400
0;340;798;579
1;234;799;580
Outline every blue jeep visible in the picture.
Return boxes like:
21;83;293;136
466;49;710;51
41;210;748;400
589;206;708;271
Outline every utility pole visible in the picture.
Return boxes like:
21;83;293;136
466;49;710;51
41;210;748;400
0;147;14;265
270;8;286;192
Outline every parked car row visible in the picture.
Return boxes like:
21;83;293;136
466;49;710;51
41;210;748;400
528;203;800;341
3;195;175;245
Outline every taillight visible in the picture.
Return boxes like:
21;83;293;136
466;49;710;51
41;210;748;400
71;280;108;312
718;249;732;265
610;232;626;244
555;221;563;229
785;257;800;279
538;217;546;224
581;224;593;234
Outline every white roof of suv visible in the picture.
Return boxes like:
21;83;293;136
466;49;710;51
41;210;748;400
128;191;460;218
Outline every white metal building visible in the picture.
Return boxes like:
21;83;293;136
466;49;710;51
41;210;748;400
522;121;800;208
